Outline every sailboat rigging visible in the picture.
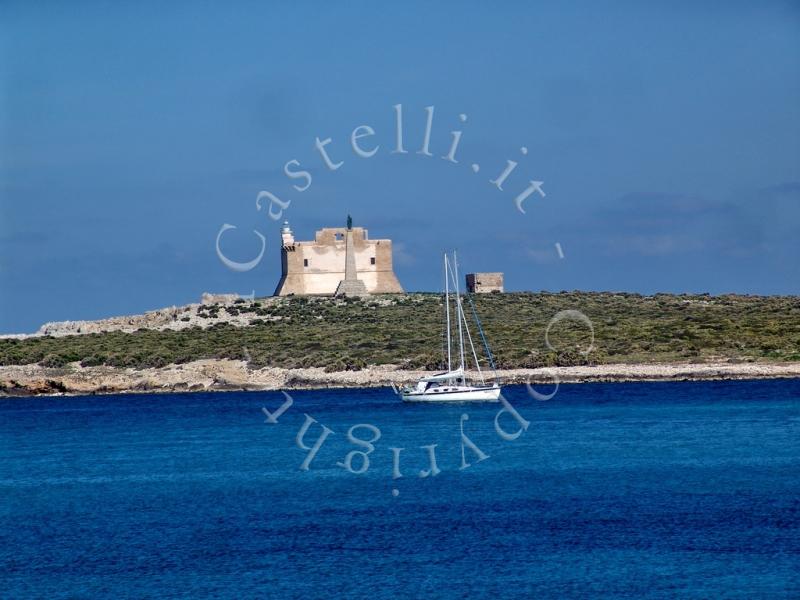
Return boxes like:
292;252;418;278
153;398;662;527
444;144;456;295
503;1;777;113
399;251;502;402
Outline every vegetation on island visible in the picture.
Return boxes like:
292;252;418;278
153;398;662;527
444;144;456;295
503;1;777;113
0;292;798;372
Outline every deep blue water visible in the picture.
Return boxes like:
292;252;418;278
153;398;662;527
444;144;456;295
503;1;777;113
1;379;799;598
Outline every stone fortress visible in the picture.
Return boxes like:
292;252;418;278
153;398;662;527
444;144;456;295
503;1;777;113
273;216;404;296
466;272;504;294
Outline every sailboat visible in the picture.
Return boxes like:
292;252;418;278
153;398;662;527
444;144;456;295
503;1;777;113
399;251;502;402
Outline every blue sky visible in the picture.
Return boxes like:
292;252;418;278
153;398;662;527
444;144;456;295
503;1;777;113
1;1;798;333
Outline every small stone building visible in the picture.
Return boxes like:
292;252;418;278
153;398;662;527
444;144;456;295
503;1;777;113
273;221;403;296
465;272;504;294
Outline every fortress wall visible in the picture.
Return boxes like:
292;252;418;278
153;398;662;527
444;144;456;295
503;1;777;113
274;225;403;296
466;272;504;294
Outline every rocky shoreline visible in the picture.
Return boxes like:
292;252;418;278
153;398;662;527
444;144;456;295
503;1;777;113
2;360;799;398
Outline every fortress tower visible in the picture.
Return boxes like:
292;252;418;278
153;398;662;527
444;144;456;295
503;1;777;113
273;218;404;296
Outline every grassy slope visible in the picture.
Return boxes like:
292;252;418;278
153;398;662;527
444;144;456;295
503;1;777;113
1;292;799;371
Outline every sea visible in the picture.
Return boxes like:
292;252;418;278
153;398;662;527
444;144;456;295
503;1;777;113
1;379;799;598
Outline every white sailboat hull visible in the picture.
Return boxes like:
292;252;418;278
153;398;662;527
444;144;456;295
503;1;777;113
401;385;501;403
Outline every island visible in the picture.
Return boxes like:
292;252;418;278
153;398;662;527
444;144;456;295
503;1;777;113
1;291;798;396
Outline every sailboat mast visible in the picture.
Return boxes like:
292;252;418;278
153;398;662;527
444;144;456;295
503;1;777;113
444;254;452;373
453;251;466;374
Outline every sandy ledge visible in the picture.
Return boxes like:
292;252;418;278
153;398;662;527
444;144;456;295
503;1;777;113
1;360;800;397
